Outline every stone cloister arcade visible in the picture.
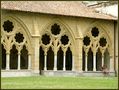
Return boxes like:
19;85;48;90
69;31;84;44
82;26;113;72
1;17;32;71
1;16;114;75
39;23;75;71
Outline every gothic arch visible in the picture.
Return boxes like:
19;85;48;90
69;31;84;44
40;18;76;55
1;15;32;70
1;15;32;54
83;22;112;55
83;22;113;71
39;19;76;71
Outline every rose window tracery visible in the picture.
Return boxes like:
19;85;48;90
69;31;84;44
61;35;69;45
91;27;99;37
3;20;14;33
15;32;24;43
99;37;107;47
41;34;51;45
83;36;91;46
51;23;61;35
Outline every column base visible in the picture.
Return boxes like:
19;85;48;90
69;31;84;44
93;69;96;71
85;69;88;71
72;68;75;71
44;67;47;71
28;68;31;70
6;68;9;70
63;68;66;71
109;70;114;72
53;68;57;71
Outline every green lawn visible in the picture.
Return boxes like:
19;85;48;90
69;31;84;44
1;76;118;89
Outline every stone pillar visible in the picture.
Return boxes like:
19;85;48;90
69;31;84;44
6;52;10;70
44;53;47;71
54;54;57;71
110;56;114;72
63;53;66;71
85;54;88;71
72;55;75;71
102;55;104;67
93;54;96;71
78;39;83;71
28;54;31;70
33;38;40;73
18;52;21;70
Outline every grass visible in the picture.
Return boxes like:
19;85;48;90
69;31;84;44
1;76;118;89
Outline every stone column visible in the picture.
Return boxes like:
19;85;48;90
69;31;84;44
28;54;31;70
18;52;21;70
85;53;88;71
44;53;47;71
63;53;66;71
33;38;40;73
72;55;75;71
110;56;114;72
93;54;96;71
6;52;10;70
54;54;57;71
102;55;104;67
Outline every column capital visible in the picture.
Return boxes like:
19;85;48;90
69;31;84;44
64;52;66;56
44;52;47;56
85;53;88;56
28;52;32;55
54;51;57;55
18;52;21;55
93;53;96;56
54;53;57;56
110;55;113;58
6;51;10;54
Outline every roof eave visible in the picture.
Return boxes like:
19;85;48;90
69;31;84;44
1;8;118;21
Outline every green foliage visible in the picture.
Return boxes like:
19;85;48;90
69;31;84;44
1;76;118;89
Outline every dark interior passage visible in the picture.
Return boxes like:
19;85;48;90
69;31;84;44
66;47;72;70
39;46;44;70
10;45;18;69
57;47;63;70
104;48;110;70
82;48;85;71
2;44;6;69
47;47;54;70
20;45;28;69
96;48;102;71
87;48;93;71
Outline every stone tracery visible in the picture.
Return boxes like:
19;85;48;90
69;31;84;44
83;26;111;72
3;20;14;33
40;23;74;71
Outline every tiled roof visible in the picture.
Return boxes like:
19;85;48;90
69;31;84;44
1;1;117;20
